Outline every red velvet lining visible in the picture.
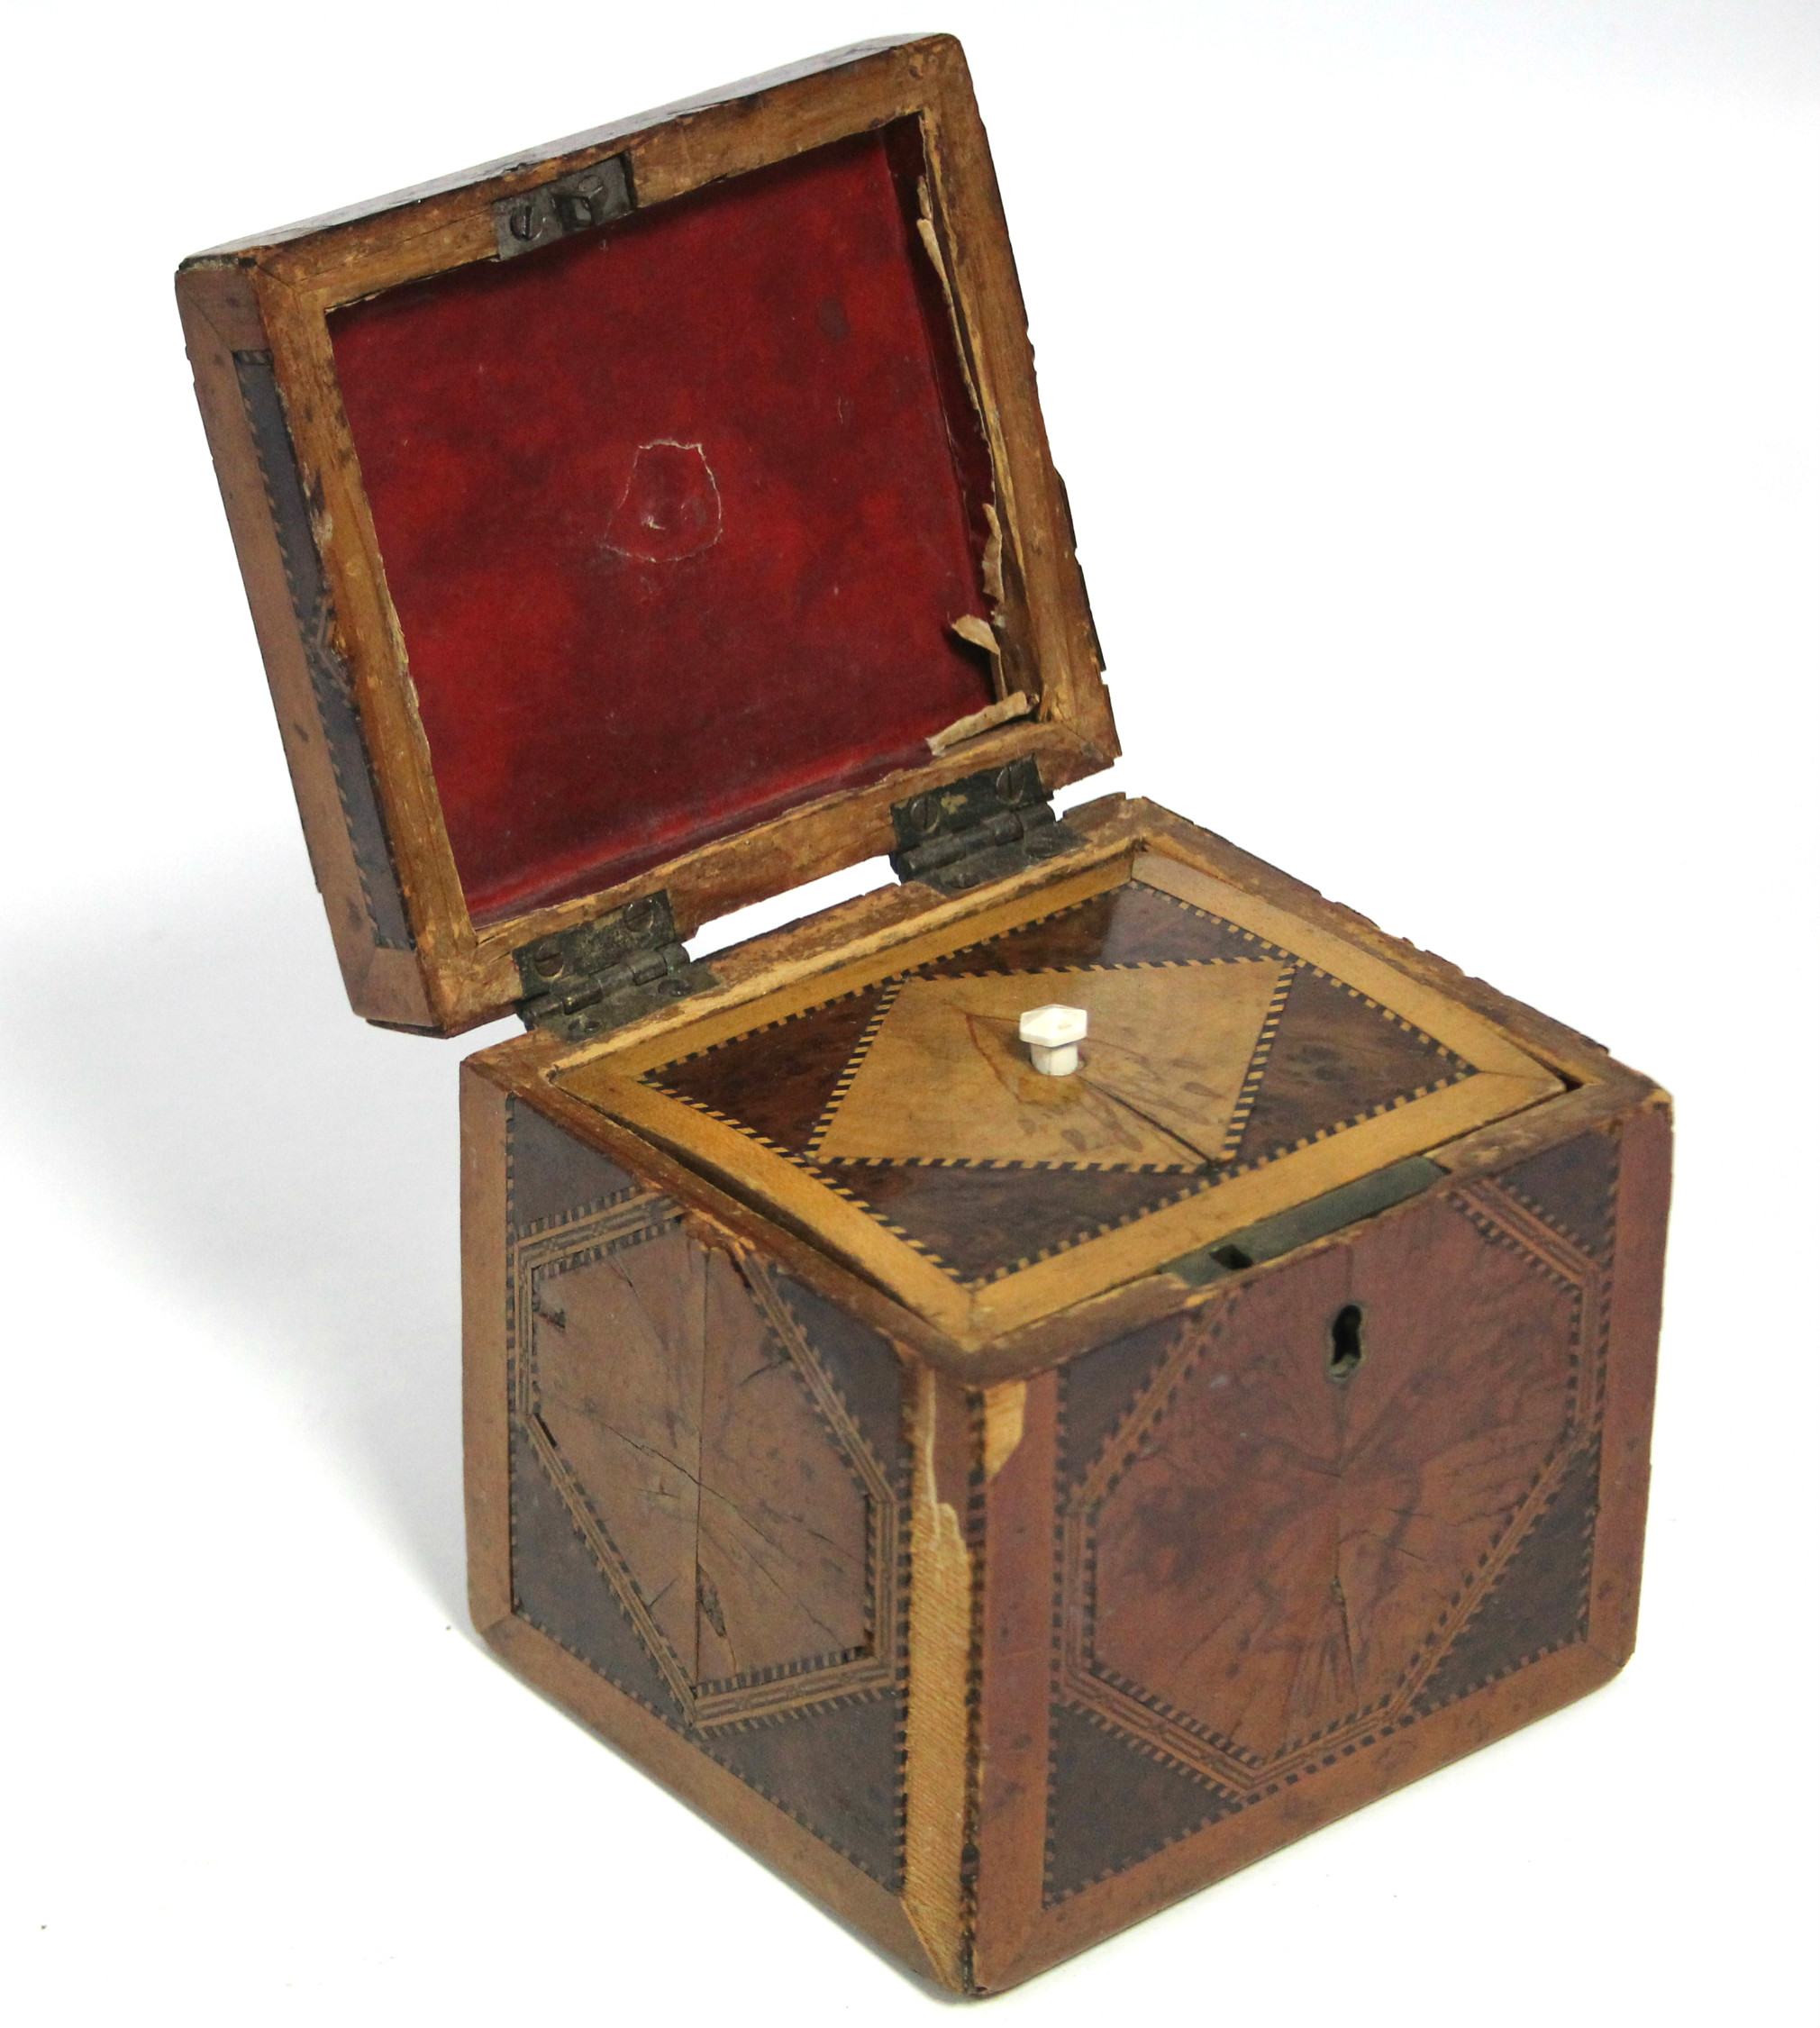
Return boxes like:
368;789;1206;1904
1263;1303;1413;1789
329;123;996;925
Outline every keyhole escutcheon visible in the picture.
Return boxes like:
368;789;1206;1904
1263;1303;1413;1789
1327;1303;1365;1382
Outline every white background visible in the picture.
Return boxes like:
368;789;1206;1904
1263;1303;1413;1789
3;3;1815;2021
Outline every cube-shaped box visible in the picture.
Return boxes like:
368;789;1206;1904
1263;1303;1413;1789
178;34;1668;1994
461;807;1666;1991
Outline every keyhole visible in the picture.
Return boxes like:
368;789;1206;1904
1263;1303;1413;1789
1327;1304;1364;1381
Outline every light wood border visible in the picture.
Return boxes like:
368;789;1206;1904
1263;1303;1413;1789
177;35;1115;1032
549;810;1561;1345
470;794;1664;1378
901;1365;976;1986
460;1066;514;1627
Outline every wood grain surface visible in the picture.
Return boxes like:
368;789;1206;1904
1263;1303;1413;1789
186;28;1675;1992
961;1109;1665;1991
488;1095;911;1878
566;836;1557;1340
480;794;1661;1393
1074;1179;1588;1778
177;266;433;1028
531;1232;874;1689
813;961;1288;1167
469;992;1665;1996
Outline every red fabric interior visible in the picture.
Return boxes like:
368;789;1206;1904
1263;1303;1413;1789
330;123;997;925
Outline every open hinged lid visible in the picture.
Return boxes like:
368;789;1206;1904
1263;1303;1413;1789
178;36;1115;1036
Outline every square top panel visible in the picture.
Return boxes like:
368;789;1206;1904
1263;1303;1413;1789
178;37;1115;1032
555;845;1564;1344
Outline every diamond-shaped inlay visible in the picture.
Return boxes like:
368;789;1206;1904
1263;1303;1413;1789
814;961;1287;1168
619;878;1496;1288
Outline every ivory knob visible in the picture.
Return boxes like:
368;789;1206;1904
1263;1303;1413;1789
1019;1003;1088;1078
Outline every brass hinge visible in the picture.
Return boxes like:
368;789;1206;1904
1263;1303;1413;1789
889;758;1084;896
514;891;717;1041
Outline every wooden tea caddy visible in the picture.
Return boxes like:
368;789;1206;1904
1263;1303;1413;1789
177;34;1670;1996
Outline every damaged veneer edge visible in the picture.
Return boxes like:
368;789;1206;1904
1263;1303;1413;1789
926;685;1033;755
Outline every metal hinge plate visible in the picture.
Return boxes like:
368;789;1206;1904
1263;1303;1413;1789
492;154;633;260
889;758;1084;895
515;891;717;1041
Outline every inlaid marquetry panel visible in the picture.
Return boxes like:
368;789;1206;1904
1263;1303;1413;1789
532;1236;871;1692
514;1198;898;1725
1087;1204;1580;1758
612;872;1510;1292
501;1100;911;1887
813;961;1287;1167
1044;1132;1620;1902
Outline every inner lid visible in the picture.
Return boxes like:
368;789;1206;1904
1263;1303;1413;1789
552;850;1567;1344
329;121;997;928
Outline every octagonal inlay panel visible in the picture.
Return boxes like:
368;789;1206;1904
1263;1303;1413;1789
515;1196;896;1724
1063;1182;1594;1778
